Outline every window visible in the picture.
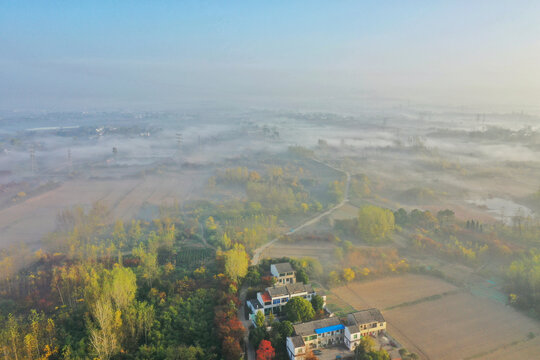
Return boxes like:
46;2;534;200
353;334;357;339
273;299;280;305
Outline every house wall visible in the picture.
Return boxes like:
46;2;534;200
286;337;305;360
344;322;387;350
301;329;344;350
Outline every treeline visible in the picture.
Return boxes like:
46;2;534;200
0;202;249;360
505;249;540;317
209;164;326;215
394;208;518;265
328;247;409;288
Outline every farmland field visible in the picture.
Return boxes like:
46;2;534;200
0;169;209;248
260;240;338;264
329;275;540;360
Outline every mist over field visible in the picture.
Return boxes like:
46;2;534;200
2;2;540;360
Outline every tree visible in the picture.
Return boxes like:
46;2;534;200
277;320;294;338
437;209;455;227
222;336;242;360
133;244;159;287
89;297;119;360
165;345;204;360
284;297;315;323
256;339;275;360
342;268;356;282
246;267;261;285
357;205;395;243
107;265;137;310
223;244;249;282
255;311;265;328
249;326;268;350
296;268;309;284
393;208;409;227
311;295;324;313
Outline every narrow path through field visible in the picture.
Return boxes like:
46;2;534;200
240;158;350;360
251;158;350;265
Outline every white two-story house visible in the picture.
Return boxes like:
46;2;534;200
344;309;386;351
247;283;320;321
271;262;296;284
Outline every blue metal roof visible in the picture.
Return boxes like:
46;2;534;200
314;324;344;334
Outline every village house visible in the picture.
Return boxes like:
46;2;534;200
286;317;344;359
344;308;386;351
247;282;318;319
271;262;296;284
286;308;386;360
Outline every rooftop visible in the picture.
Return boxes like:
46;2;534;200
287;282;313;295
348;309;385;326
293;317;342;336
346;324;360;334
267;286;289;298
247;299;263;309
272;262;295;274
266;283;314;298
290;335;305;348
261;291;271;303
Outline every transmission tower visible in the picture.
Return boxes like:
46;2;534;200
175;133;183;158
67;148;73;174
30;147;36;175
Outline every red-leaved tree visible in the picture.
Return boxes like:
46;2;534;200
256;339;275;360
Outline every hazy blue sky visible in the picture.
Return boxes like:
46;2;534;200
1;1;539;111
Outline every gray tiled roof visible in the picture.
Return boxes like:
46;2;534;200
290;335;305;348
293;317;342;336
287;283;312;295
347;324;360;334
266;283;314;298
348;309;385;326
273;262;295;274
267;286;289;297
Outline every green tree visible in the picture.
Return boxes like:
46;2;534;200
107;265;137;310
296;268;309;284
357;205;395;243
284;297;315;323
255;311;265;328
245;266;261;285
311;295;324;313
165;345;205;360
277;320;294;338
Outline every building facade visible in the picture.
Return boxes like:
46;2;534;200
247;282;319;319
271;263;296;284
286;317;344;360
344;309;386;351
286;308;386;359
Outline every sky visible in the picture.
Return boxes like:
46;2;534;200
1;1;540;112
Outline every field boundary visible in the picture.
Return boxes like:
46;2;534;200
463;333;536;360
383;289;462;311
